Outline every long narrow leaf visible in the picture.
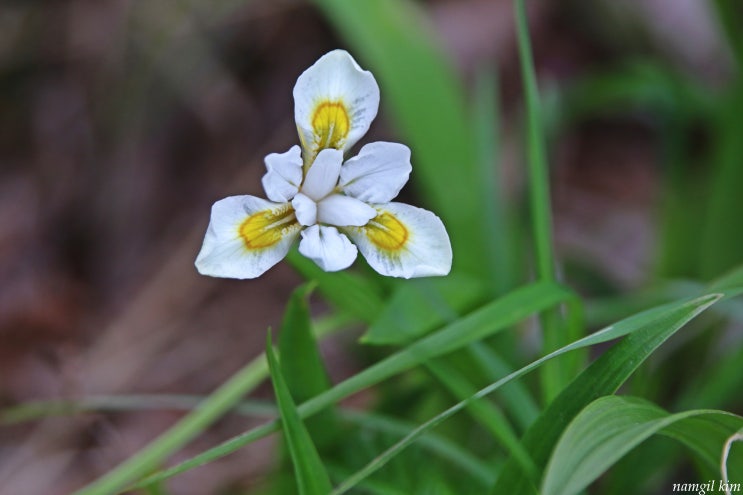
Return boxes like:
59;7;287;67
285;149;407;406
266;331;333;495
426;360;535;476
129;281;573;490
330;293;721;494
279;283;338;447
490;292;724;494
72;304;347;495
362;275;485;345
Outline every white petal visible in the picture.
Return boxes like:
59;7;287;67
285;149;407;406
293;50;380;160
298;225;358;272
291;192;317;227
317;194;376;227
343;202;452;279
339;142;412;203
261;145;303;202
301;148;343;201
195;196;301;279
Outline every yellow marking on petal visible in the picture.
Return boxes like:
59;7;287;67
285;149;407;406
365;212;409;252
239;206;298;250
312;100;350;150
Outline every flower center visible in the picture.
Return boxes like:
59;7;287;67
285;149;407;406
312;100;350;151
239;205;297;250
365;212;409;251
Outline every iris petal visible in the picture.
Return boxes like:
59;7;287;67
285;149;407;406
262;145;303;202
339;142;412;203
301;148;343;201
343;202;452;279
317;194;377;227
298;225;358;272
195;196;301;279
293;50;380;161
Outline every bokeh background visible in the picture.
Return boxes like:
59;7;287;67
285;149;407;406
1;0;741;493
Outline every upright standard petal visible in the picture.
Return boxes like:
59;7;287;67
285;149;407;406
298;225;358;272
293;50;380;160
343;202;452;279
195;196;301;279
339;142;412;203
262;145;303;202
301;148;343;201
316;194;376;227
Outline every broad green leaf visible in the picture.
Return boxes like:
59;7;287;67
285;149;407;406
362;274;485;345
542;396;743;495
266;331;333;495
329;294;721;494
490;293;723;494
309;0;487;277
130;281;573;489
278;283;338;448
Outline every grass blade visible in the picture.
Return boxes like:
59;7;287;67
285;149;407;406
515;0;555;282
71;303;347;495
426;360;535;476
330;293;721;494
72;351;270;495
490;293;723;494
279;283;332;403
362;275;485;345
279;283;338;449
266;331;333;495
128;281;573;490
468;343;540;431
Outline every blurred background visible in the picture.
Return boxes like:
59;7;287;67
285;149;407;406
1;0;741;493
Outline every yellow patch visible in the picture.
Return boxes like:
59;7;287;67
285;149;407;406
366;212;409;252
239;206;297;250
311;100;350;150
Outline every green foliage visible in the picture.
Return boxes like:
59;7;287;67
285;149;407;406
490;293;722;494
362;274;485;345
542;396;743;495
266;330;333;495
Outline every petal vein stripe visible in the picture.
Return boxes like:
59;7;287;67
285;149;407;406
312;100;350;150
366;212;409;252
239;205;298;250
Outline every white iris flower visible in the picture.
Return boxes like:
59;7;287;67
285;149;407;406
195;50;452;279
